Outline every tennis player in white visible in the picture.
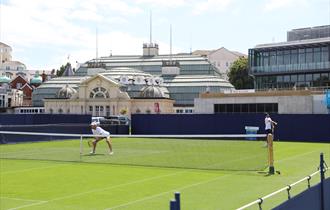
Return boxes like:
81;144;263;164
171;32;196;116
265;113;277;135
90;122;113;155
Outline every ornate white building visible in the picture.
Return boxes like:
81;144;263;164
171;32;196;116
0;42;52;82
43;73;174;116
0;42;26;72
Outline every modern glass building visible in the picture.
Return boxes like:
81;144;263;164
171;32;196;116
287;25;330;41
249;36;330;90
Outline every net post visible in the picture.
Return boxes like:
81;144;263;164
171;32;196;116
175;192;180;210
170;199;177;210
267;134;275;174
80;135;83;161
320;153;325;210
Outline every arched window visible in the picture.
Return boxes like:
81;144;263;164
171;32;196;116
89;87;110;99
58;108;63;114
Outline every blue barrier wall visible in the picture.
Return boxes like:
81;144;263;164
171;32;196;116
131;114;330;142
273;177;330;210
0;114;92;125
0;114;129;143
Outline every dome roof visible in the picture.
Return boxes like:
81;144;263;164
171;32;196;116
140;86;165;98
0;75;11;83
57;84;77;99
30;72;43;84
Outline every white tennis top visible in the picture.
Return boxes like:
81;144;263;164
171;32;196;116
265;117;272;130
92;126;110;137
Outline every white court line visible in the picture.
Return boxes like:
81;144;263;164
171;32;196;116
0;196;45;202
0;164;69;175
0;148;78;156
4;171;186;209
104;173;234;210
6;201;48;210
276;149;325;163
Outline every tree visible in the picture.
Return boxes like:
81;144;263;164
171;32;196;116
228;57;254;89
56;62;70;77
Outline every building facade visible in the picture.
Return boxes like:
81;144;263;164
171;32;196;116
194;89;329;114
34;43;234;112
10;75;35;106
0;75;24;111
1;42;26;72
43;74;174;116
193;47;246;80
287;25;330;41
249;25;330;90
0;42;53;83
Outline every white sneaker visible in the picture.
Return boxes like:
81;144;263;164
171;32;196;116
109;151;114;155
90;151;95;155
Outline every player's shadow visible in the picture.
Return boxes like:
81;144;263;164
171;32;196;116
82;154;105;156
258;171;281;176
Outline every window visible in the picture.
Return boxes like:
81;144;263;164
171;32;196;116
314;47;321;63
298;74;305;82
270;51;276;65
277;51;283;65
298;49;305;63
241;104;248;113
284;75;290;82
214;103;278;113
106;106;110;117
321;46;329;62
256;104;264;113
290;49;298;64
95;92;105;98
89;86;109;99
306;48;313;63
291;75;298;83
283;50;290;65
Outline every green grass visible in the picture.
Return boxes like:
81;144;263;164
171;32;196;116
0;138;268;171
0;139;329;210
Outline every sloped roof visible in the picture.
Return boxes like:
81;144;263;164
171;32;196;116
63;63;75;76
0;42;11;49
231;51;247;57
192;50;213;56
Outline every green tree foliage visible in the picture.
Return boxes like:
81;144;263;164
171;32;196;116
56;62;70;77
228;57;254;89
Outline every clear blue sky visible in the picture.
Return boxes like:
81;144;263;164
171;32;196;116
1;0;329;70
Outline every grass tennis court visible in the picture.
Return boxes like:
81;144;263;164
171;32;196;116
0;138;329;210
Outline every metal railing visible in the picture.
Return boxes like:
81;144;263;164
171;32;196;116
236;153;328;210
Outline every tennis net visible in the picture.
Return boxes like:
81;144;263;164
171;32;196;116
0;131;268;171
